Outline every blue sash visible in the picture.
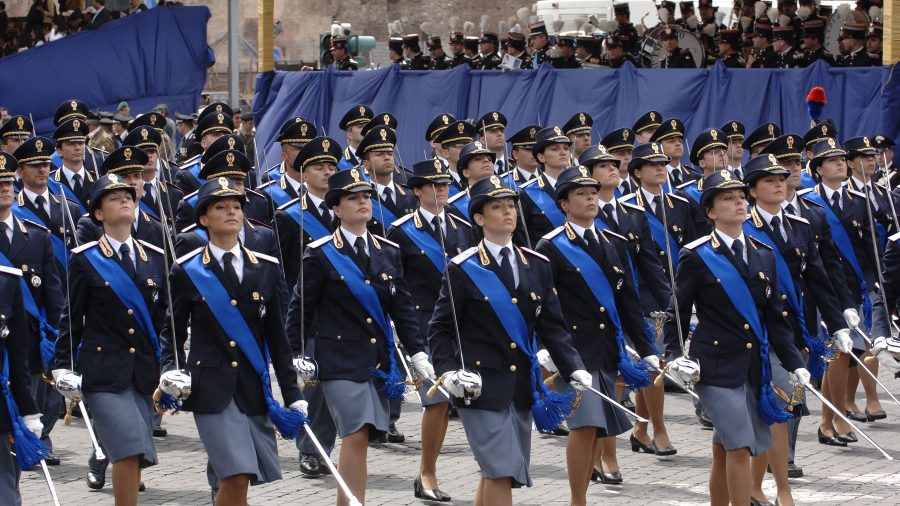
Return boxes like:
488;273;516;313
694;240;792;424
457;252;574;431
448;192;471;220
1;350;48;469
184;162;204;186
549;231;651;387
742;218;831;378
398;217;445;273
138;200;160;221
263;182;294;208
448;183;461;198
523;182;565;228
320;240;404;399
680;181;701;204
182;254;307;438
11;201;68;270
370;198;398;227
266;165;284;181
283;202;331;241
337;158;354;171
185;192;199;208
0;251;57;364
802;190;871;330
644;209;680;271
194;228;208;241
799;171;816;189
47;178;87;215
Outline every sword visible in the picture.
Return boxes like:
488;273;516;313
799;378;894;460
845;326;900;406
625;344;700;400
545;371;649;422
75;398;106;461
38;460;61;506
301;424;362;506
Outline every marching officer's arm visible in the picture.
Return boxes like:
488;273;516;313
759;249;805;372
174;199;193;234
54;253;90;370
610;238;657;359
9;280;37;416
384;247;425;355
159;263;190;373
289;247;327;353
75;215;101;245
39;231;64;331
633;215;674;308
428;263;469;377
798;223;847;334
815;215;857;309
666;247;701;352
531;255;584;380
883;237;900;316
261;260;303;406
273;211;297;283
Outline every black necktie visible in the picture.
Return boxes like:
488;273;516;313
144;182;155;207
354;236;370;269
671;169;682;186
731;240;746;269
733;168;743;180
620;180;631;195
33;195;51;227
0;223;10;257
496;160;504;174
431;216;444;241
770;215;786;244
319;201;330;221
584;228;602;258
72;173;83;196
603;203;617;229
653;195;664;221
499;247;516;292
784;202;796;215
382;187;393;206
222;252;241;292
119;243;136;278
831;191;842;212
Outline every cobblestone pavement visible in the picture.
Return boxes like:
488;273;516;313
20;374;900;505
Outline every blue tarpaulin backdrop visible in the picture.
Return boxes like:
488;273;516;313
0;7;213;136
254;61;897;169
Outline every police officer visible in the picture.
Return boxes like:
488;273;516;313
290;168;431;505
650;118;700;186
261;117;318;184
540;164;659;493
0;152;62;465
528;21;550;67
680;128;731;235
551;34;582;69
506;29;531;69
331;35;360;70
519;127;572;242
434;120;477;196
597;128;637;197
427;36;452;69
605;36;638;68
337;105;373;170
122;126;184;230
836;23;873;67
446;141;497;221
174;102;235;194
361;125;417;237
633;110;662;145
128;112;177;171
502;125;541;187
659;27;697;68
54;173;168;505
772;26;800;68
425;114;456;169
51;118;96;212
447;31;472;68
161;177;305;504
175;112;196;162
386;159;474;502
0;115;31;158
477;31;503;70
744;122;781;159
721;121;746;179
51;100;106;177
475;112;508;175
563;112;592;161
428;175;588;505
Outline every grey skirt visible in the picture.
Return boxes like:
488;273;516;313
769;350;808;417
321;378;389;440
83;388;157;467
458;405;533;488
194;399;281;485
695;381;771;456
555;368;631;437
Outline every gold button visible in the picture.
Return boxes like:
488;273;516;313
659;251;665;256
337;335;342;340
510;343;517;349
509;365;517;372
104;281;109;286
746;343;753;349
366;317;373;324
713;340;719;346
128;347;135;354
231;361;238;368
716;278;721;283
572;325;577;330
599;324;605;329
483;296;489;301
575;268;581;272
475;360;481;366
600;307;605;313
128;328;135;335
230;299;237;306
96;346;102;352
201;296;206;302
127;309;133;315
415;305;420;310
782;311;789;317
196;360;201;366
781;294;787;301
743;324;750;330
511;297;518;304
229;340;236;348
364;279;371;285
370;338;377;344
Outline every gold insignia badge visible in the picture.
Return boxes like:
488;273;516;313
554;126;562;136
490;175;501;188
492;112;499;121
350;168;361;182
670;119;677;129
226;152;236;166
579;112;586;125
16;117;23;129
295;117;302;123
529;127;536;138
252;291;260;301
322;139;330;151
579;165;589;177
442;115;449;124
433;159;442;170
218;176;230;190
141;128;149;140
474;141;483;149
0;157;6;170
215;104;223;112
598;146;608;155
863;137;870;147
35;140;43;152
768;124;774;136
300;123;308;135
711;130;718;140
720;170;731;179
123;148;132;161
108;173;119;183
380;128;388;141
768;154;777;164
382;114;390;125
72;119;80;131
787;136;794;149
649;112;656;121
457;123;465;133
70;100;78;111
359;105;366;116
150;115;157;125
623;130;629;140
828;138;836;149
227;137;236;149
217;113;225;124
821;124;828;135
731;121;737;132
652;143;660;154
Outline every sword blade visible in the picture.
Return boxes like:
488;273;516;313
583;385;650;423
39;460;61;506
625;345;700;400
846;349;900;407
302;424;362;506
801;380;894;460
77;400;106;461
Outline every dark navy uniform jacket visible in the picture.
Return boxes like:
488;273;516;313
174;219;279;258
367;182;418;236
882;233;900;314
0;266;36;434
428;242;585;411
793;195;857;309
273;194;334;291
15;191;82;275
141;179;184;229
668;232;805;389
287;231;424;380
4;217;63;375
518;173;562;243
536;224;656;373
160;246;301;415
173;154;202;195
50;168;95;211
55;237;167;395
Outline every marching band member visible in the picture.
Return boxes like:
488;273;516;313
291;167;432;505
429;175;589;506
536;166;657;501
387;158;474;501
668;170;808;506
54;170;168;506
160;178;305;504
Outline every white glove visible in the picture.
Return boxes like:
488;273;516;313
569;370;592;391
669;356;701;384
159;370;192;398
52;369;82;401
293;356;317;389
410;351;436;381
843;308;860;330
443;370;483;400
873;336;900;374
642;355;661;371
832;328;853;354
23;414;43;438
289;400;309;418
536;349;558;373
790;367;811;387
442;374;465;398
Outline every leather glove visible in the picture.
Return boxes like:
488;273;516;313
642;355;661;371
536;349;558;373
410;351;436;381
790;368;811;387
293;356;317;389
23;414;43;438
51;369;81;401
843;308;860;330
289;400;309;418
832;328;853;354
669;356;701;384
444;370;483;400
569;370;592;392
159;370;192;398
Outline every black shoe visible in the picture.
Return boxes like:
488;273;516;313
551;426;570;436
750;497;774;506
629;434;655;454
139;481;146;492
621;397;635;410
845;410;868;423
697;409;714;428
591;468;602;482
413;477;451;502
836;430;857;443
787;462;803;478
43;450;60;466
299;453;320;476
651;439;677;456
316;456;331;475
448;406;459;419
153;426;168;437
387;426;405;443
597;463;623;485
817;426;847;447
86;470;105;490
865;409;887;421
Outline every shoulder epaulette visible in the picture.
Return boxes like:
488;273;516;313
747;236;772;250
277;197;301;211
391;213;414;227
21;218;48;231
176;247;204;264
247;218;272;230
179;223;198;233
451;247;478;265
71;240;99;254
889;231;900;242
0;265;23;277
246;189;265;199
447;191;468;204
797;188;814;196
520;246;549;262
542;226;565;240
784;213;809;225
180;154;201;166
250;250;280;264
137;240;164;255
684;235;711;250
520;178;540;188
619;200;643;211
676;180;696;190
184;189;199;199
258;180;276;191
308;234;333;249
372;234;399;248
447;213;471;227
80;212;90;219
667;192;689;204
600;229;627;242
846;188;865;198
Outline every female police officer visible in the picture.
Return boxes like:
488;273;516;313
428;175;590;506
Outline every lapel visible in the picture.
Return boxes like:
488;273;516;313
8;217;28;261
751;208;788;253
203;245;238;298
539;173;557;199
713;231;750;279
280;175;300;200
241;220;256;249
477;241;528;297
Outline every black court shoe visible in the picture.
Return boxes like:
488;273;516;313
299;453;320;476
817;426;847;447
836;430;858;443
414;477;451;502
629;434;655;454
865;409;887;421
787;462;804;478
651;439;677;456
845;410;868;423
86;470;105;490
597;463;623;485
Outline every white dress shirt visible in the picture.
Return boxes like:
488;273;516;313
208;241;244;282
483;237;518;286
